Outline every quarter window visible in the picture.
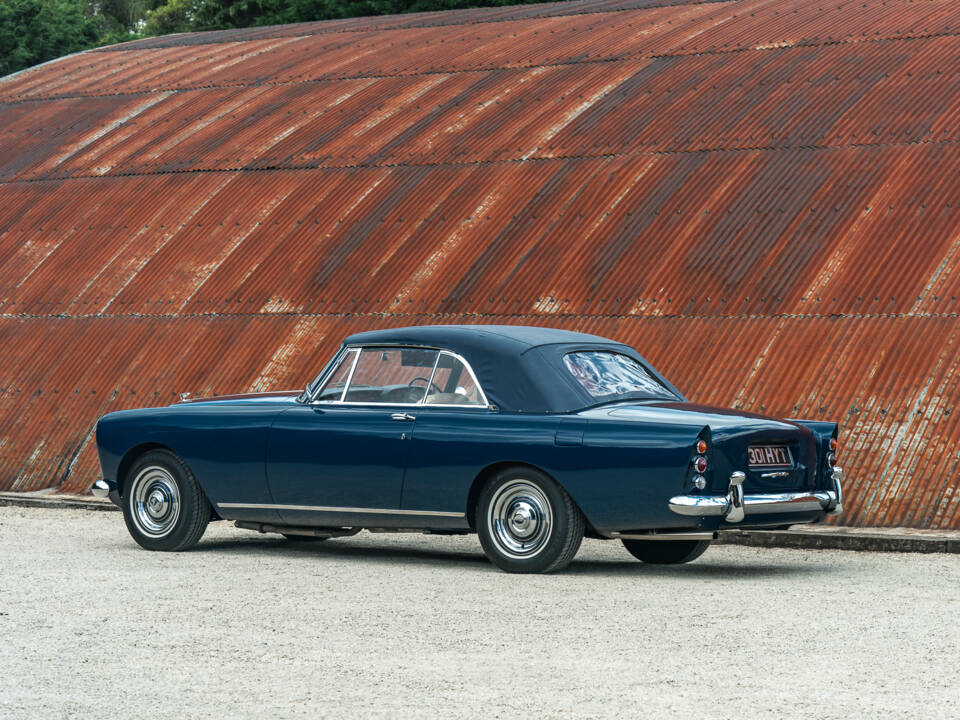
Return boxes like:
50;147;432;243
425;353;485;406
342;348;439;404
563;351;676;400
316;349;358;401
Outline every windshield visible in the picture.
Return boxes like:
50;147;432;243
563;351;677;402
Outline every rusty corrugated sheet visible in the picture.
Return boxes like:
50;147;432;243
0;0;957;528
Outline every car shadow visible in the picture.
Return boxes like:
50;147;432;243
565;559;822;578
188;536;825;577
190;535;491;568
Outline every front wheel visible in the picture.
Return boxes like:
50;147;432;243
621;539;710;564
121;449;211;551
477;468;584;573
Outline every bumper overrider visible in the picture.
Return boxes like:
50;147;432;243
669;467;844;523
91;478;121;506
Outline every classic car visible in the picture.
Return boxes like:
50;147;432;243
93;325;844;573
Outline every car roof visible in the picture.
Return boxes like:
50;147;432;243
338;325;683;413
344;324;617;352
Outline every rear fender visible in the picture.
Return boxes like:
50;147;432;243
787;419;839;490
556;420;707;533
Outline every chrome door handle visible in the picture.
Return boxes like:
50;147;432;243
391;412;415;421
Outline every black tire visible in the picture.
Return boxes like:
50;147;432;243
621;539;711;564
121;449;211;551
476;467;584;573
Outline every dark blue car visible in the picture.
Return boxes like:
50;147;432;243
94;325;844;573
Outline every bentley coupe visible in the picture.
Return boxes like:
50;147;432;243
93;325;844;573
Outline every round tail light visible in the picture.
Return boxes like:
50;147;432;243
693;455;708;473
696;439;708;454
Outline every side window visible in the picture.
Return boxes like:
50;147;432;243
316;349;358;401
343;348;438;404
425;353;485;406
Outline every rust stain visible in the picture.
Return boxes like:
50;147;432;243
0;0;958;529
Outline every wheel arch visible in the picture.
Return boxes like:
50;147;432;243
465;461;594;533
116;442;221;520
116;442;171;496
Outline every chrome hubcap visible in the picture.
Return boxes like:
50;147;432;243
147;489;168;517
510;503;536;534
130;466;181;538
488;480;553;559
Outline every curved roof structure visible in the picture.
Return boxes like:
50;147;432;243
346;325;616;349
342;324;672;412
1;0;959;528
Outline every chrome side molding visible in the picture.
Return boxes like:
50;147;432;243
219;502;465;518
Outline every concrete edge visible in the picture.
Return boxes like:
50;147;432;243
716;529;960;554
0;492;118;512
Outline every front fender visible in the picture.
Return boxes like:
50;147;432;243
94;403;283;511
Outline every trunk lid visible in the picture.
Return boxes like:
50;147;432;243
584;401;819;492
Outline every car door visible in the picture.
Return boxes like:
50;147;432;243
401;351;497;516
264;346;438;526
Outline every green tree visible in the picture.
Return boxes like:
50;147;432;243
0;0;98;77
86;0;162;43
140;0;196;34
145;0;550;34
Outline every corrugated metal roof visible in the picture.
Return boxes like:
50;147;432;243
0;0;957;528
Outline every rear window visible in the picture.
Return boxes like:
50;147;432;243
563;352;676;401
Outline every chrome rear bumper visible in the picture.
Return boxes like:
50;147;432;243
669;468;844;522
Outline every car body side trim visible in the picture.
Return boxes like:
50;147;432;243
217;502;465;518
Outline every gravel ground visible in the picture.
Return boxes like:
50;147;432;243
1;506;958;720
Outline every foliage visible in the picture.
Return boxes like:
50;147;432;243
1;0;556;78
0;0;98;77
142;0;546;34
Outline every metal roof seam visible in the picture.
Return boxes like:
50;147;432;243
10;25;960;105
6;136;960;187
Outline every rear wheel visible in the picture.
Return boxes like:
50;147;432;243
621;539;710;564
477;467;584;573
121;449;211;551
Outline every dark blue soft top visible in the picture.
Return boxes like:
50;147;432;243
342;325;684;413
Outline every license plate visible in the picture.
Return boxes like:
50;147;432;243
748;445;792;467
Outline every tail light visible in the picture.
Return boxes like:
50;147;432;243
690;434;710;491
826;436;838;475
